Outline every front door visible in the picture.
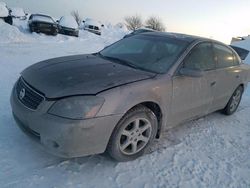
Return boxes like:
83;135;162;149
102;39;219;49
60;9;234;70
169;42;217;126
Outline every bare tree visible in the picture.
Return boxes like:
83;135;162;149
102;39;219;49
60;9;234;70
124;15;143;31
71;10;82;26
145;16;166;31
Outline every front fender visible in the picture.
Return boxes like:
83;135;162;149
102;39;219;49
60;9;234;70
96;75;172;131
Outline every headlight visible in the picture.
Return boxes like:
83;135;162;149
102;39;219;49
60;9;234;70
48;96;105;120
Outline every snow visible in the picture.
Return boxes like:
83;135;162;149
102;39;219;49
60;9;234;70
10;7;25;18
59;16;78;29
0;2;8;17
0;19;250;188
0;20;31;43
32;15;55;24
0;1;6;6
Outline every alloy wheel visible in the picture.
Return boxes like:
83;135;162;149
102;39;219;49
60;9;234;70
119;118;152;155
229;89;242;112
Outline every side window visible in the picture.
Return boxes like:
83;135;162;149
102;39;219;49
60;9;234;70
214;44;237;68
183;42;215;71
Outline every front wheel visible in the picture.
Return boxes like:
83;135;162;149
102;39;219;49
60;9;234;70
107;106;158;162
223;86;243;115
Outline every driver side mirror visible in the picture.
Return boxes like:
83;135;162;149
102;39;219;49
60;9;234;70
179;67;204;78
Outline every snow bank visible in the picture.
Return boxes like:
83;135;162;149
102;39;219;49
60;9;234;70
0;2;8;17
0;1;6;6
0;19;31;43
59;16;78;29
10;7;26;17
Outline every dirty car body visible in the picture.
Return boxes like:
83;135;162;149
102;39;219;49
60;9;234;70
10;32;250;159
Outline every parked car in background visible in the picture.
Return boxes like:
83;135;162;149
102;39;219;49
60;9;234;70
28;14;58;36
10;32;250;162
83;19;101;35
124;27;155;38
58;16;79;37
0;2;12;25
10;7;27;20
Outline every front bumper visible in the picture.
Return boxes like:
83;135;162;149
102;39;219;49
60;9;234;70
10;86;122;158
59;27;79;37
84;28;101;35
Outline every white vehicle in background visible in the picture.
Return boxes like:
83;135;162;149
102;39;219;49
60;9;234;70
0;1;12;25
58;15;79;37
10;7;27;20
83;19;102;35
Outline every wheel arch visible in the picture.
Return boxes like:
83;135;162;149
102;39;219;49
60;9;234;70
239;83;245;91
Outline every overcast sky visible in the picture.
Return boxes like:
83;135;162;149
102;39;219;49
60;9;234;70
5;0;250;43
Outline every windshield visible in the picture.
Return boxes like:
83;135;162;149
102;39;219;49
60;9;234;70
100;35;189;74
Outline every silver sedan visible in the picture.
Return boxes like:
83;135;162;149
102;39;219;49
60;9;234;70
11;32;250;161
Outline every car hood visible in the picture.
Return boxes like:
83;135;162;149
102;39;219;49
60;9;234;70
21;54;156;99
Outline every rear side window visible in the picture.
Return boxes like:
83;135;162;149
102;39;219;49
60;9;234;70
183;42;215;71
213;44;238;68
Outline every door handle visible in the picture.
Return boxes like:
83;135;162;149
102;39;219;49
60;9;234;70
211;81;216;86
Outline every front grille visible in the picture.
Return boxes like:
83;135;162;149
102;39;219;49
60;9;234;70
16;78;45;110
88;25;99;31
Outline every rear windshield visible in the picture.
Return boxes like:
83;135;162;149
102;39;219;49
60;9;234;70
32;15;54;23
100;35;189;74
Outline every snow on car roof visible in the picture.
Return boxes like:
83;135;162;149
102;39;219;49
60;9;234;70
59;16;78;29
32;14;55;23
0;2;8;17
10;7;25;17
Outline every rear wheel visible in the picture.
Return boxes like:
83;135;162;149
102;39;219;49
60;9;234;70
107;106;158;162
223;86;243;115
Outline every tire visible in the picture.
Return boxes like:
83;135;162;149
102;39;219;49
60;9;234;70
107;106;158;162
29;27;34;33
223;86;243;115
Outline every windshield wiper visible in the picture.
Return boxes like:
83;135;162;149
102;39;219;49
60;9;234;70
96;53;156;73
99;54;145;70
105;56;139;68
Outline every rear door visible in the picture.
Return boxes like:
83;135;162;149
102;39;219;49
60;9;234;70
169;42;217;125
210;43;242;111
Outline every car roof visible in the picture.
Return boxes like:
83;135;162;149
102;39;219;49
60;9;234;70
30;13;52;18
140;32;213;43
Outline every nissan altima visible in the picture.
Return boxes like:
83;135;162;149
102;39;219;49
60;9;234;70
10;32;250;161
